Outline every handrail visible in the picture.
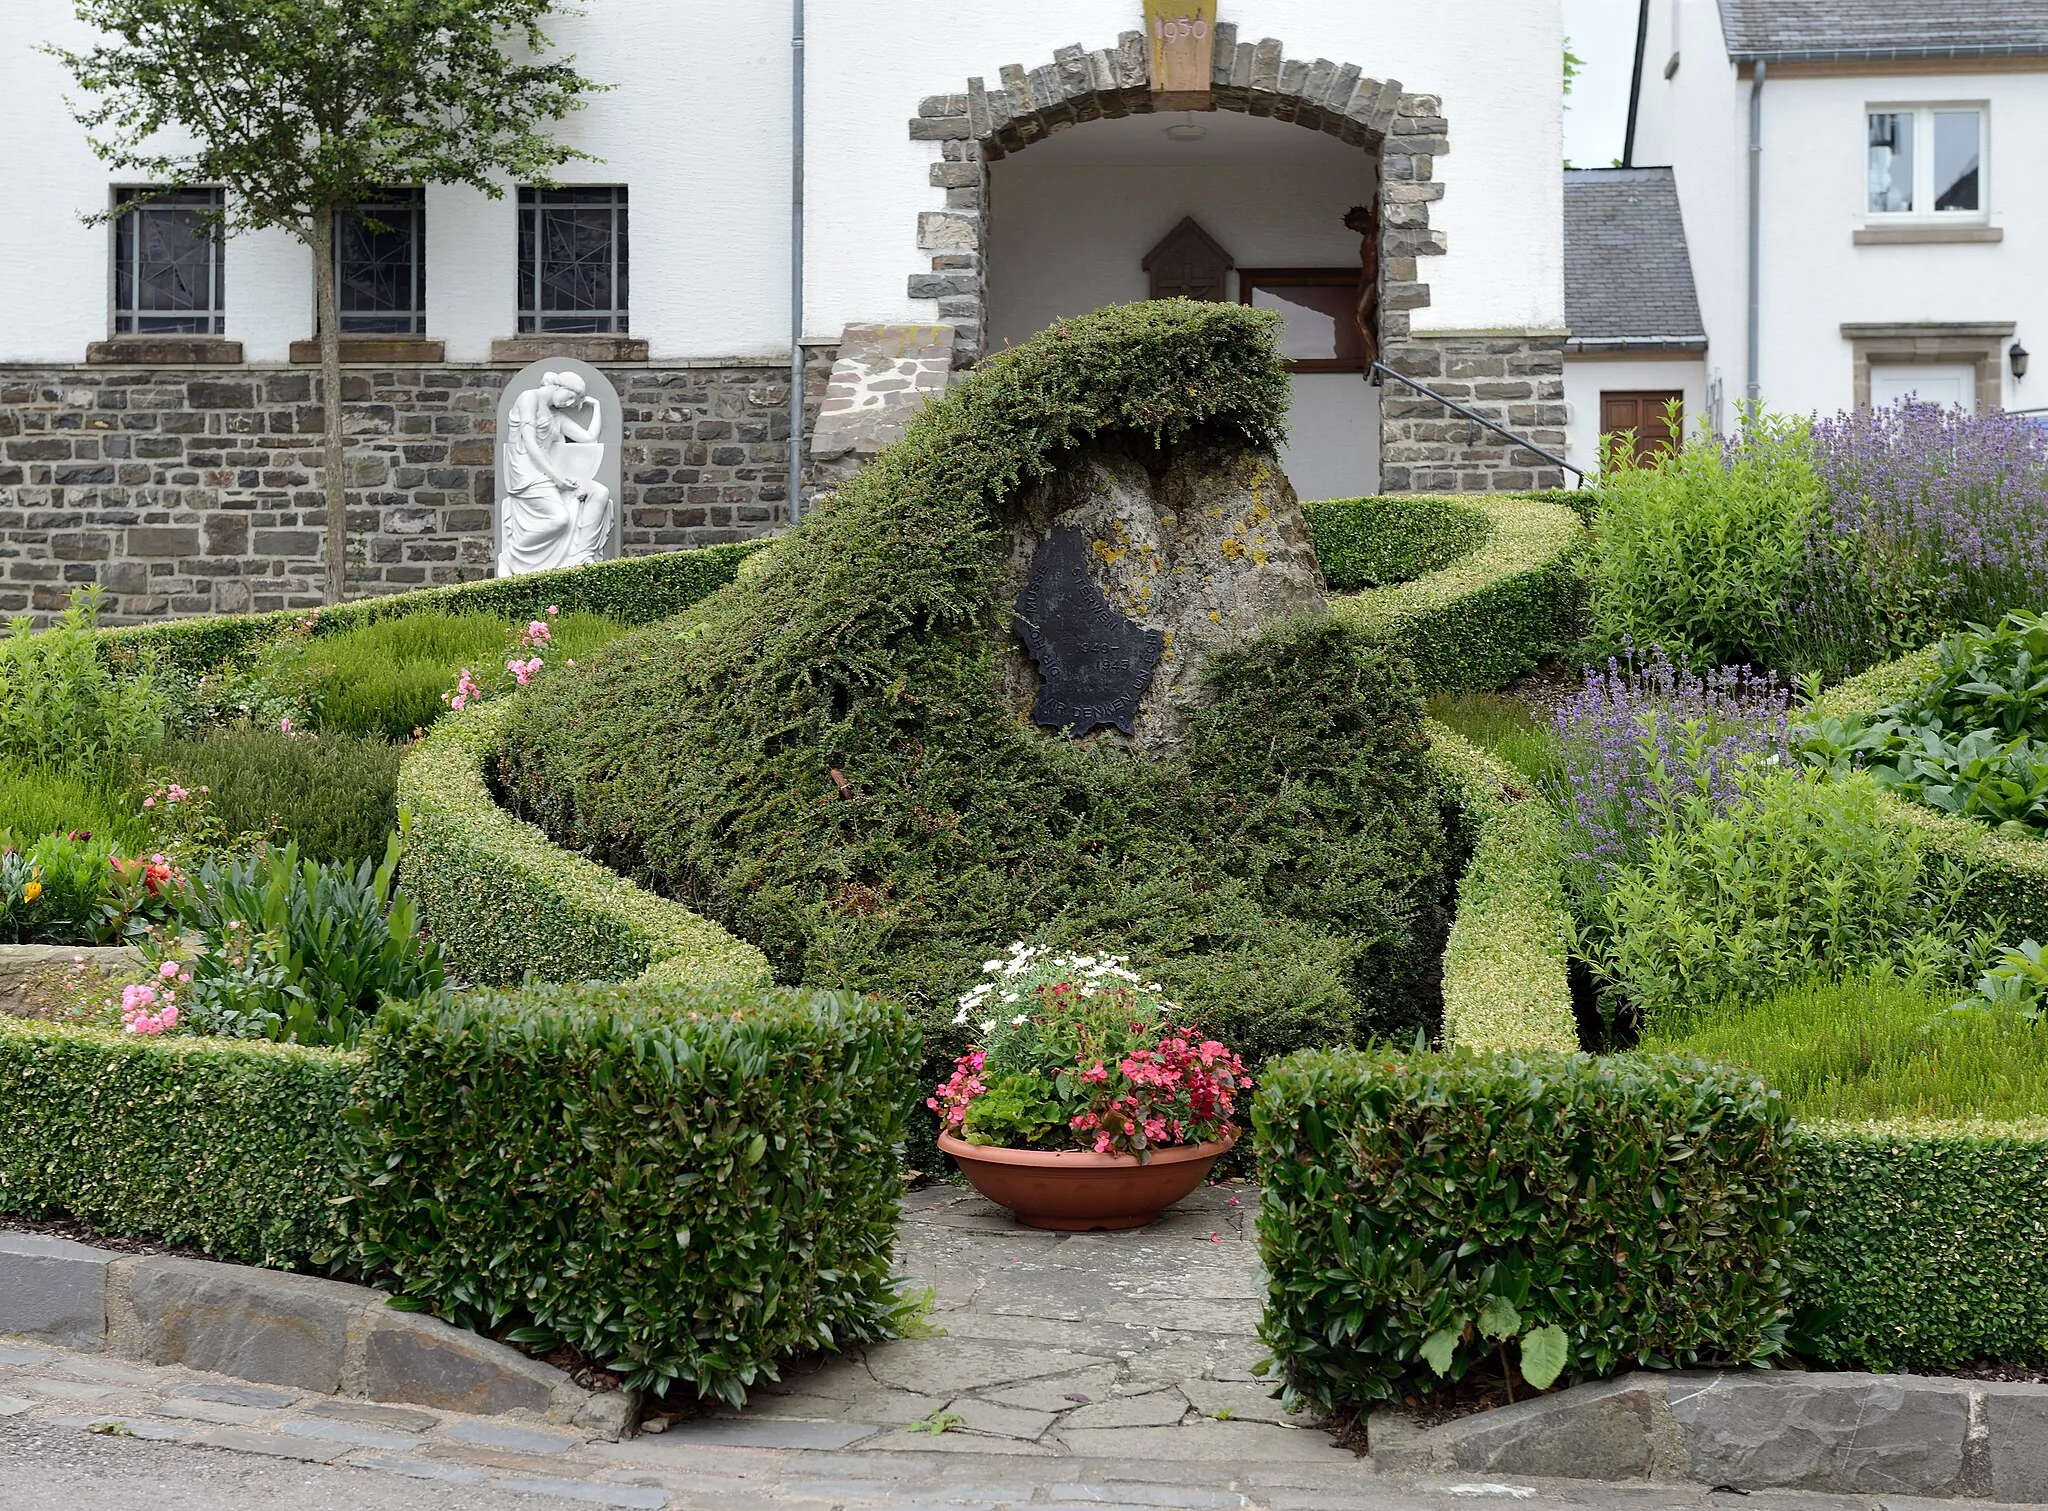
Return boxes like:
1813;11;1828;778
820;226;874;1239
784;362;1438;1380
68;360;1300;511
1370;361;1586;484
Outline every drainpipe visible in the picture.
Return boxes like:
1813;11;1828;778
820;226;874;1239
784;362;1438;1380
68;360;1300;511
787;0;807;525
1622;0;1650;166
1745;59;1766;405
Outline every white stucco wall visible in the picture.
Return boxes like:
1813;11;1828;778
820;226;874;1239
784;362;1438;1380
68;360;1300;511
1629;0;2045;416
1562;355;1709;473
2;0;1562;364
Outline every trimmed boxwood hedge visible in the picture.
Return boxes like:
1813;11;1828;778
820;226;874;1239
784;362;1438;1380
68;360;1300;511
1425;723;1578;1054
0;1016;357;1268
397;700;770;990
1789;1119;2048;1369
1255;1046;1800;1411
346;980;918;1404
97;541;764;681
1328;493;1584;692
1302;495;1494;592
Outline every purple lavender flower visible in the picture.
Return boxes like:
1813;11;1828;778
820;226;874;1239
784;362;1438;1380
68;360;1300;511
1542;643;1791;895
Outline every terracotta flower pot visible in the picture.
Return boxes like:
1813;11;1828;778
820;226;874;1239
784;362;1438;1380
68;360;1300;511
937;1129;1236;1231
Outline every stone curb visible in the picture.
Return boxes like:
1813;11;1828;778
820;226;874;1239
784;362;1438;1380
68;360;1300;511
0;1231;632;1439
1370;1368;2048;1502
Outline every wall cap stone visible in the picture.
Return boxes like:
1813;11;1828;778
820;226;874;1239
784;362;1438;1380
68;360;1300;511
288;338;448;365
490;336;650;364
85;338;243;366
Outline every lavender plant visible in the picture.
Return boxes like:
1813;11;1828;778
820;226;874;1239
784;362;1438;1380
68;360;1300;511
1540;643;1791;900
1786;404;2048;680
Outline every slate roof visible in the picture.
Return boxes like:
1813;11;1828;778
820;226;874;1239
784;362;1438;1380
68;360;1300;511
1716;0;2048;62
1563;168;1707;352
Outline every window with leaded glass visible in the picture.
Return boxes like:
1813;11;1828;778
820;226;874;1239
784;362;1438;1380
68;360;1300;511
517;186;628;334
336;189;426;333
112;187;225;334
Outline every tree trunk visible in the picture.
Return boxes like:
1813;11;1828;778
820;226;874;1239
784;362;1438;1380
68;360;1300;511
312;203;347;606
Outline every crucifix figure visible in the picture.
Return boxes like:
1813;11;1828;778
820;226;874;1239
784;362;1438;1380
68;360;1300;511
1343;203;1381;377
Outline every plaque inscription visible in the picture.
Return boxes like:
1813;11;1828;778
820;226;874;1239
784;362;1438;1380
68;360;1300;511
1012;526;1165;737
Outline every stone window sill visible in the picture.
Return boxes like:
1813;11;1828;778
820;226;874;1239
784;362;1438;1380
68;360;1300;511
86;337;243;365
491;335;649;364
1852;224;2002;246
288;337;447;364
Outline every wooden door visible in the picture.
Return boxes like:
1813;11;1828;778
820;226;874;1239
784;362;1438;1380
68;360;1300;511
1599;390;1683;466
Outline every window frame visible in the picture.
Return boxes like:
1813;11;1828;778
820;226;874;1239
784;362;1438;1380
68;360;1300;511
111;186;226;336
516;185;630;335
1236;267;1367;374
1864;102;1988;222
333;188;427;335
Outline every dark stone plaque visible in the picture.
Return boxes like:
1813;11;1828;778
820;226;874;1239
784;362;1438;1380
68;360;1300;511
1012;526;1165;736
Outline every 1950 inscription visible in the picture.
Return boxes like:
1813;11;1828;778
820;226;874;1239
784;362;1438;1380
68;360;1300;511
1012;525;1165;737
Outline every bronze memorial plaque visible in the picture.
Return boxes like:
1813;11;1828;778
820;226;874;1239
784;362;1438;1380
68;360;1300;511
1013;526;1165;737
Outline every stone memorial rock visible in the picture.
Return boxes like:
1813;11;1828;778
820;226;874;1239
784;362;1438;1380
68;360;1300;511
494;356;623;576
1001;435;1327;754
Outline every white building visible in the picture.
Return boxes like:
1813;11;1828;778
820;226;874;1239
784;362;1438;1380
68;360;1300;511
1630;0;2045;422
0;1;1576;618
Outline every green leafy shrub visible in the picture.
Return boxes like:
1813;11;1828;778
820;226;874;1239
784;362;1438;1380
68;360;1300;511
0;763;149;850
1585;415;1818;672
1790;1120;2048;1368
0;1016;357;1267
153;728;399;868
496;304;1452;1106
345;980;917;1403
398;701;770;990
1;586;167;782
1303;495;1493;591
0;829;178;947
1952;938;2048;1023
1646;967;2048;1120
1254;1047;1799;1412
1799;612;2048;835
1578;769;1985;1036
1329;493;1583;691
166;837;444;1048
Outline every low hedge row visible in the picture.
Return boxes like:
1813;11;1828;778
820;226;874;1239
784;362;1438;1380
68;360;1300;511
1255;1047;1800;1410
348;981;917;1403
1302;495;1494;593
98;542;764;680
1790;1119;2048;1370
1328;493;1584;692
398;700;771;990
0;978;915;1404
0;1017;357;1268
1424;723;1578;1054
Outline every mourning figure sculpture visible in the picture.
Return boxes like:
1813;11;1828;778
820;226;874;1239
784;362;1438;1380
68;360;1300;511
499;370;615;576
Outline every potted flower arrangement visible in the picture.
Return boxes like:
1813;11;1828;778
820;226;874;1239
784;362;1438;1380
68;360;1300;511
929;944;1249;1230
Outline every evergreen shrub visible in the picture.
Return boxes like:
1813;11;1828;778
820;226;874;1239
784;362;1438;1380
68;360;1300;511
156;728;399;868
346;980;918;1403
0;1016;357;1267
1255;1047;1799;1412
496;302;1454;1100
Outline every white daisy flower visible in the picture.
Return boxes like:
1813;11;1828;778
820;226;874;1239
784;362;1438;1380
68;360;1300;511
981;1018;997;1034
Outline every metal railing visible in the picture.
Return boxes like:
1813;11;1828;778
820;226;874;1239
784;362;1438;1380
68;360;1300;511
1370;361;1585;484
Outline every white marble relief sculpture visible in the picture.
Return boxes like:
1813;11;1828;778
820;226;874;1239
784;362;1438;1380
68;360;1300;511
497;369;617;576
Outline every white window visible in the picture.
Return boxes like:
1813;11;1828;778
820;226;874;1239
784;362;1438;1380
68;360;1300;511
1867;106;1984;217
1870;364;1976;415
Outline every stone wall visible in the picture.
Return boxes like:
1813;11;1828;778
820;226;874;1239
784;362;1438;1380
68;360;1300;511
1378;337;1569;493
0;354;832;622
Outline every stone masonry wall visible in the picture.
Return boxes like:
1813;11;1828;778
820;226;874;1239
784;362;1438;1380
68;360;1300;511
0;354;833;623
1378;336;1569;492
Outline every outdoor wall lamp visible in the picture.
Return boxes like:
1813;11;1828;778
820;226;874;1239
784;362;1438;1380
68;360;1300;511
2012;341;2030;381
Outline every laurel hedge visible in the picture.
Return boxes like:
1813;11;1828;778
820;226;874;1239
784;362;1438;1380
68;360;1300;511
345;980;917;1404
1255;1046;1801;1410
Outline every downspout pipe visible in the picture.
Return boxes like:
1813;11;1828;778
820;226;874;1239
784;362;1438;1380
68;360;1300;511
1622;0;1650;166
1746;59;1766;405
787;0;807;525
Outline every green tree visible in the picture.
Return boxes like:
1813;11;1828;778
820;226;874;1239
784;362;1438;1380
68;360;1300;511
50;0;605;604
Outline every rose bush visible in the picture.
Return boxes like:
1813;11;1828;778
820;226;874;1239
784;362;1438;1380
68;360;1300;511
929;944;1249;1159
